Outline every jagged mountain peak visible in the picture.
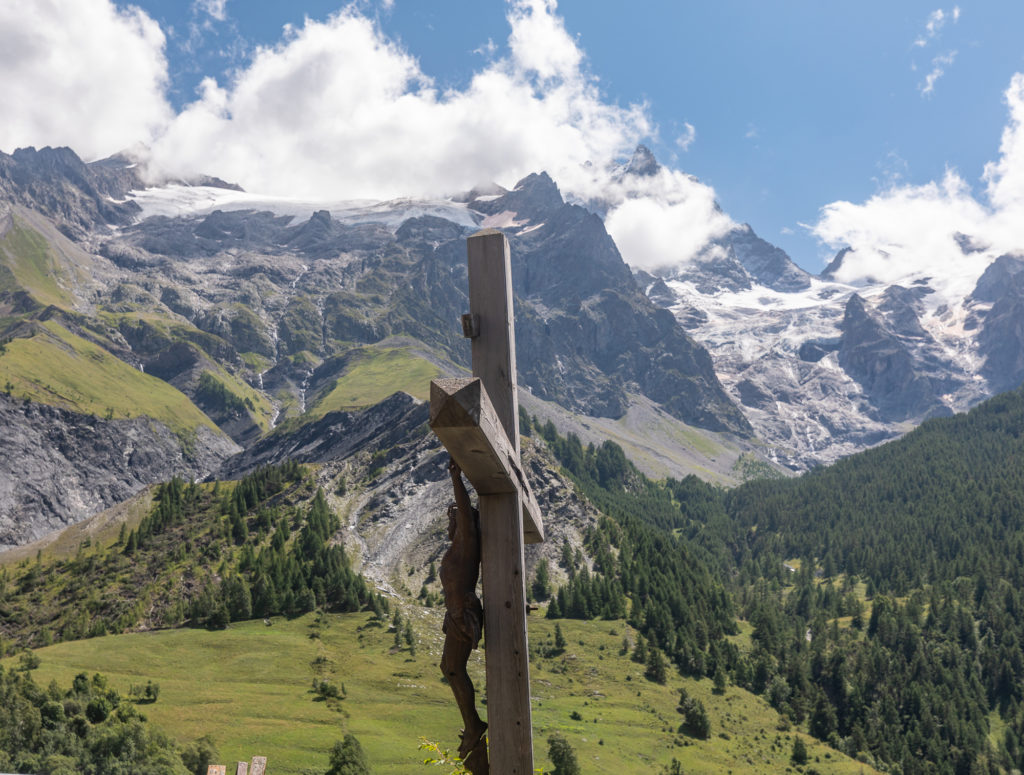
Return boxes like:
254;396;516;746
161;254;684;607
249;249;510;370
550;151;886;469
820;246;852;280
469;170;565;225
625;144;660;177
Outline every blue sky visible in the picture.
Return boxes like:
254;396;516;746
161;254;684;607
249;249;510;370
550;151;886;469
2;1;1024;276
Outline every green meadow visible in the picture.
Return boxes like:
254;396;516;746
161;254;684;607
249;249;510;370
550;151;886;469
6;611;877;775
309;347;440;417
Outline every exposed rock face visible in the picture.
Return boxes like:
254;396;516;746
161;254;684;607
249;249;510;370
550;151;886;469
837;293;954;422
0;146;143;237
648;243;1013;468
218;392;429;478
473;173;751;434
217;392;599;595
726;225;812;292
0;393;239;548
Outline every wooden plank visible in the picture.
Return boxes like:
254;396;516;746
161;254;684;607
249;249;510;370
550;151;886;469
467;229;520;454
480;491;533;773
466;229;534;775
430;377;544;543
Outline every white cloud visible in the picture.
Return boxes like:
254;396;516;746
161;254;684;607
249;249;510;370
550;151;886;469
676;123;696;152
920;50;957;97
506;0;581;82
0;0;172;160
914;7;959;47
0;0;731;272
473;38;498;57
602;168;735;272
149;4;645;198
983;73;1024;211
812;74;1024;297
194;0;228;22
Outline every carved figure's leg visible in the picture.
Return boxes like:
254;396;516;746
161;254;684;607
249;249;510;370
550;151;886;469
441;632;488;766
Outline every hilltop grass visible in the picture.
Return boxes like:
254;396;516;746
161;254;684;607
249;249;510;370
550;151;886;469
0;218;73;308
309;347;439;418
4;612;877;775
0;320;219;438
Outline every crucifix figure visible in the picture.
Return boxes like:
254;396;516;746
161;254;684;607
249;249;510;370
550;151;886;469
440;457;488;773
430;230;544;775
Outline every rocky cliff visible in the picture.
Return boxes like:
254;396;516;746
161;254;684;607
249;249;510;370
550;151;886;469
0;393;238;548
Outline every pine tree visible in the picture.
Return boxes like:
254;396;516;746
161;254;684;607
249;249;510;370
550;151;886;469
554;622;567;652
713;665;727;695
547;733;581;775
645;645;667;684
791;736;808;765
532;559;551;601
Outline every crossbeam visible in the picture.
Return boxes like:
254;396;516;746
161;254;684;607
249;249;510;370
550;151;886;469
429;377;544;544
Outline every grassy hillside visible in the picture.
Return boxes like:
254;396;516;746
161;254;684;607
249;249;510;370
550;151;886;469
4;613;874;775
308;346;439;418
0;217;75;308
0;320;220;438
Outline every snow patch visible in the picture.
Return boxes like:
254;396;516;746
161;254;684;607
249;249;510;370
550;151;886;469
480;209;525;229
127;185;481;230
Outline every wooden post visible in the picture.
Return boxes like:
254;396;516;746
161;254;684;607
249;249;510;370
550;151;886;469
467;229;534;774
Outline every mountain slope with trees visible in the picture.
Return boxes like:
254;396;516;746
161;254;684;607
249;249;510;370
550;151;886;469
536;386;1024;773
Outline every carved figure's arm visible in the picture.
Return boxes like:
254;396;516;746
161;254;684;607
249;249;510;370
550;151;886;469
449;458;474;527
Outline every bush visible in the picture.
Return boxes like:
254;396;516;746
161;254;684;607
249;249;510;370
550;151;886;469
326;733;369;775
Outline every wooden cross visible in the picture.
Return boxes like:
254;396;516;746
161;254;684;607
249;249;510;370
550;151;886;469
429;229;544;775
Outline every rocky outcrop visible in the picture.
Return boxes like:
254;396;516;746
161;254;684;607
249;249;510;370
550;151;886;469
0;393;239;547
837;294;945;422
725;224;812;292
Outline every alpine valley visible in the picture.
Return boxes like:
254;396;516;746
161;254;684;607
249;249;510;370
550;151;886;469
4;145;1024;775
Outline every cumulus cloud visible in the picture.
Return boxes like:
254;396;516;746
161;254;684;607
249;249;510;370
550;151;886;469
812;74;1024;297
0;0;731;271
0;0;172;160
604;171;734;272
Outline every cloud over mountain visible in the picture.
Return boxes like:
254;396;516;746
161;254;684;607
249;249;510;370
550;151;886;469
0;0;171;160
0;0;728;269
812;74;1024;294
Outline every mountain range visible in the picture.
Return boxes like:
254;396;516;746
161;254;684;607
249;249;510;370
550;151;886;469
2;143;1024;545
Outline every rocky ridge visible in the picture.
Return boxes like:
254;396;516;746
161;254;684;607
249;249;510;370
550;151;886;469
645;228;1020;468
